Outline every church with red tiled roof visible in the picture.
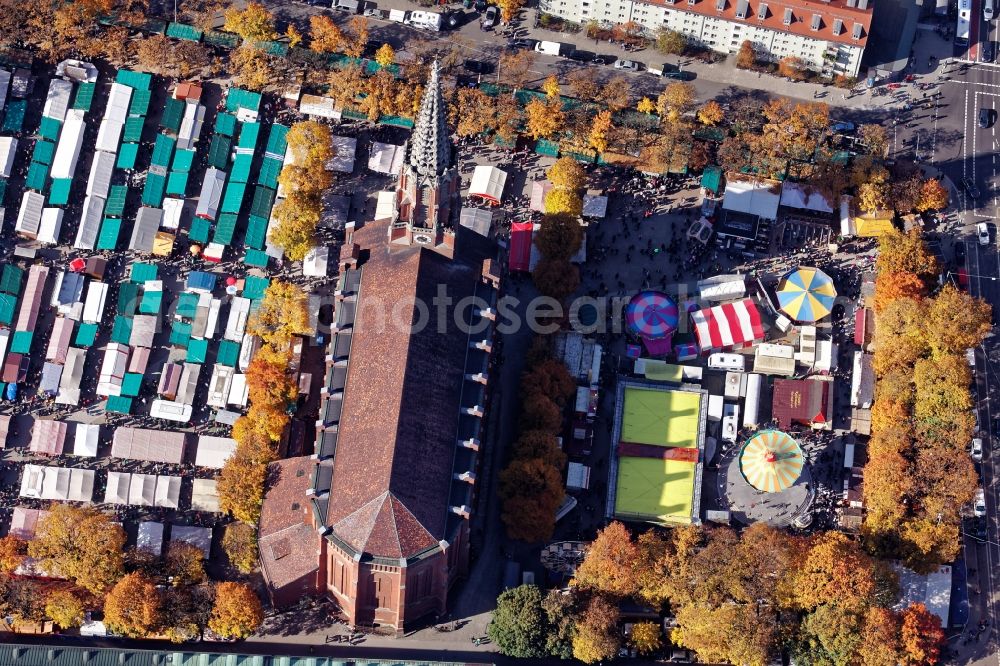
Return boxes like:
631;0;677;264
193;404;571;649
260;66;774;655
257;63;500;633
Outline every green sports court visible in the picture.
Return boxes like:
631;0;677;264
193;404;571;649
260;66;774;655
620;386;702;448
615;457;696;524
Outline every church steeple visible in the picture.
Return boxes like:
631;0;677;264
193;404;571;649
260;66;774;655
389;61;460;257
407;61;451;185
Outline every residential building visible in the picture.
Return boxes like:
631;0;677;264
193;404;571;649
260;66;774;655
539;0;873;76
258;63;500;633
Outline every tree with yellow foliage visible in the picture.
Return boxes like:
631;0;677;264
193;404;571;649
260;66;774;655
28;504;125;596
858;181;890;214
309;14;344;53
629;622;663;655
209;582;265;639
588;110;613;154
104;573;163;638
637;97;656;114
525;99;565;139
45;588;85;629
572;596;620;664
270;197;320;262
285;24;302;48
247;281;311;347
0;535;27;573
374;43;395;68
542;74;560;99
496;0;526;21
230;47;275;91
217;451;269;524
343;16;369;58
223;1;275;43
544;188;583;217
546;156;587;191
696;100;724;126
656;82;695;121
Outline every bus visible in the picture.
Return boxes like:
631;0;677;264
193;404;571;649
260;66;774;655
957;0;972;44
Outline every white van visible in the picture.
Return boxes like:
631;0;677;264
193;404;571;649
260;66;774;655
985;0;994;21
534;40;564;56
708;353;746;372
388;8;409;23
406;10;442;30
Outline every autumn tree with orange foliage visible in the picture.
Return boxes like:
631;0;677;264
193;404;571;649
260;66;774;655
900;603;945;664
873;271;926;312
209;582;264;639
104;573;163;638
498;457;564;542
0;535;27;573
573;522;640;597
572;595;621;664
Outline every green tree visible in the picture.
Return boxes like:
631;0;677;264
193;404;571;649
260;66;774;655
488;585;549;657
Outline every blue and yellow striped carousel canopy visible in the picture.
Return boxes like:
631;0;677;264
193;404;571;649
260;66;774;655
776;267;837;322
739;430;804;493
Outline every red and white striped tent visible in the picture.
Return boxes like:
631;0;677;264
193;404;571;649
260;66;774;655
690;298;765;354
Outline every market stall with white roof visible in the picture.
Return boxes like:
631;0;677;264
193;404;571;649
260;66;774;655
72;423;100;457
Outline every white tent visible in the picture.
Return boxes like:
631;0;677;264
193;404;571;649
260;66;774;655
82;280;108;324
154;475;182;508
103;82;132;124
722;176;782;220
130;314;158;348
128;473;157;506
74;194;106;250
37;208;64;245
67;468;95;502
0;136;17;178
51;109;86;180
191;479;220;513
177;102;206;150
41;466;71;499
137;521;165;556
104;470;131;504
46;316;74;363
206;364;234;408
196;167;225;220
176;363;201;405
374;190;396;223
582;193;608;218
40;362;63;397
42;79;73;122
130;207;162;253
227;373;249;407
529;180;552;212
150;399;193;422
15;191;44;238
460;208;493;237
86;150;116;199
95;118;124;154
224;297;251;342
73;423;100;457
171;524;212;557
298;93;337;119
96;342;130;397
112;427;186;464
368;142;405;174
19;464;45;498
328;135;358;173
56;347;86;406
469;165;508;205
194;436;237;469
303;246;329;277
162;197;184;230
779;182;834;213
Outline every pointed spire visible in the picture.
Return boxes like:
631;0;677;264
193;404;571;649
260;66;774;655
408;61;451;181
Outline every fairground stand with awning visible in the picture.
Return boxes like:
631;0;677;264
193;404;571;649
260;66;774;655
509;222;533;272
690;298;765;354
469;165;507;206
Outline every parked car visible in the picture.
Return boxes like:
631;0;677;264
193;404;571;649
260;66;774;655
593;54;617;65
613;58;642;71
481;4;498;28
362;2;380;16
567;49;594;62
831;120;856;133
978;221;991;245
974;488;987;518
955;241;967;264
662;70;695;80
979;107;995;128
965;177;982;199
972;437;984;462
464;59;493;74
985;41;996;62
976;516;989;541
509;38;536;49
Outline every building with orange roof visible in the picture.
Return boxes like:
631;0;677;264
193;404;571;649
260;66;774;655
540;0;873;76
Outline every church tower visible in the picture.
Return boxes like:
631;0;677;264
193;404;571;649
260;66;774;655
389;61;460;257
